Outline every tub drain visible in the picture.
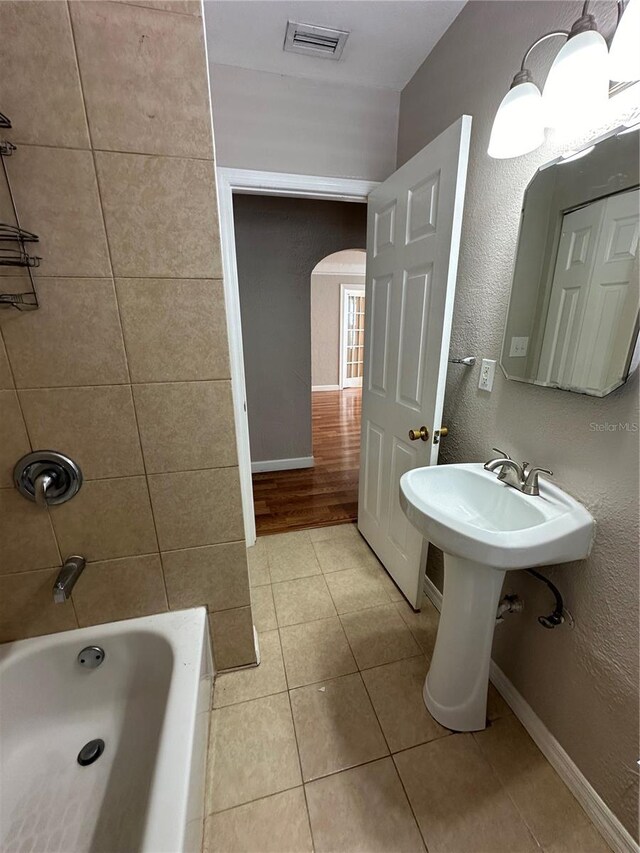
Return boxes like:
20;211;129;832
77;738;105;766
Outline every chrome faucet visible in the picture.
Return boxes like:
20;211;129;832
483;448;552;496
53;555;86;603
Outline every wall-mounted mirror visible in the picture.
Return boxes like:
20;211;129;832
501;128;639;397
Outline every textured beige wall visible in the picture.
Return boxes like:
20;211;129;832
0;0;255;671
397;0;639;837
311;274;365;388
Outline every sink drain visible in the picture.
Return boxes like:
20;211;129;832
77;738;105;766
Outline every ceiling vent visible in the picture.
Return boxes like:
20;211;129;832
283;20;349;61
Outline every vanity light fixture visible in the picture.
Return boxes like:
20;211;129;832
617;119;640;134
609;0;640;81
559;144;596;163
488;0;640;160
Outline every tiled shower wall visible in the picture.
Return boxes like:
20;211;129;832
0;0;256;670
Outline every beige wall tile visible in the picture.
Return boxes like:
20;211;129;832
1;279;129;388
279;616;357;689
96;153;221;278
204;789;312;853
50;476;157;561
305;758;425;853
291;673;388;782
162;541;249;612
72;554;167;627
0;567;77;642
0;1;89;148
340;604;421;670
0;489;60;573
272;575;336;627
115;279;230;382
394;735;538;853
134;381;236;473
213;629;286;708
209;606;257;670
19;386;144;480
71;1;211;158
0;335;14;389
208;692;301;812
362;656;449;753
149;467;243;551
0;391;30;487
5;147;110;277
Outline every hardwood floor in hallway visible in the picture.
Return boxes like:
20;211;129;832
252;389;361;536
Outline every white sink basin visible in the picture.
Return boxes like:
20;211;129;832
399;462;595;732
400;463;595;569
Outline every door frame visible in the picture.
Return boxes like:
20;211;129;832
339;283;366;389
216;167;379;544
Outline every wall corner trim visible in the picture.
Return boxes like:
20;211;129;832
422;576;638;853
251;456;315;474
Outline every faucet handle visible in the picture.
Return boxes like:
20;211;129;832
492;447;512;460
523;467;553;496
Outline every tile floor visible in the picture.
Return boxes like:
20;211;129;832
204;524;609;853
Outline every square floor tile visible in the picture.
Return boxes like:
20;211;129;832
394;596;440;657
308;523;360;543
280;617;357;688
265;531;322;582
272;575;336;627
362;656;449;752
250;584;277;632
313;534;381;574
305;758;425;853
204;788;313;853
341;604;421;670
394;734;538;853
325;564;392;614
208;692;301;812
213;631;286;709
474;715;602;850
247;539;270;587
291;673;388;781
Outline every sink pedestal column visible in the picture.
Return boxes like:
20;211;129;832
424;553;505;732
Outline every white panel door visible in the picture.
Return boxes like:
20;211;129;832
537;200;605;387
572;188;639;394
358;116;471;609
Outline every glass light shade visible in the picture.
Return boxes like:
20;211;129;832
487;81;545;159
542;29;609;131
610;0;640;82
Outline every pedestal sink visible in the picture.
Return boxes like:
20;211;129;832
399;463;595;732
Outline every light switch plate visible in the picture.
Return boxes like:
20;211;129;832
509;336;529;357
478;358;496;392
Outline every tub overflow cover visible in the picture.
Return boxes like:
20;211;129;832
77;738;105;767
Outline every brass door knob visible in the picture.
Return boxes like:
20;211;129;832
408;426;429;441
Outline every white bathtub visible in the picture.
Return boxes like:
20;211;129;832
0;607;213;853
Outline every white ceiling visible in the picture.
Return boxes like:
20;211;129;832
204;1;466;92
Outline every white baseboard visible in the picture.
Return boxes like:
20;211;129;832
312;384;341;391
422;575;637;853
251;456;314;473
